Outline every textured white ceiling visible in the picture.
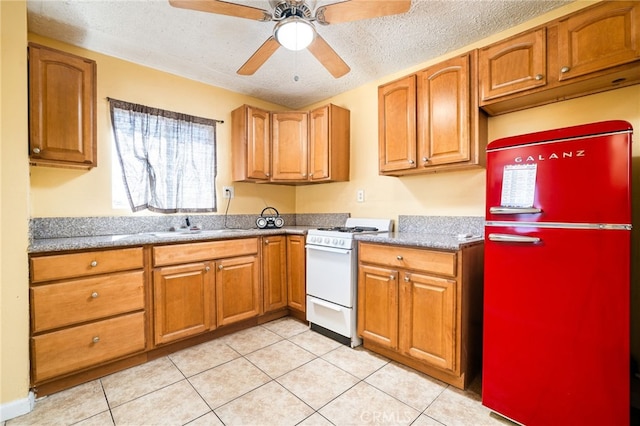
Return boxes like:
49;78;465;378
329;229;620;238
27;0;571;109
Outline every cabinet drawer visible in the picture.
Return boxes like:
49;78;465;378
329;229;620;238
31;312;146;382
359;243;457;277
31;271;145;333
31;248;143;283
153;238;259;266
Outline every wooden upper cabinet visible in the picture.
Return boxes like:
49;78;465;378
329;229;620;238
379;52;486;176
28;43;97;169
378;75;417;173
232;103;349;184
309;104;350;182
479;28;547;103
479;1;640;115
231;105;271;182
271;111;308;181
556;1;640;81
417;54;471;167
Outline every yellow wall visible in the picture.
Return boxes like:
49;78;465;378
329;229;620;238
1;0;31;409
2;0;639;412
27;34;297;217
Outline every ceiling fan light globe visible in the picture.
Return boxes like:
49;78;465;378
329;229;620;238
274;17;315;51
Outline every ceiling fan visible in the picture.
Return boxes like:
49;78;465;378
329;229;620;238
168;0;411;78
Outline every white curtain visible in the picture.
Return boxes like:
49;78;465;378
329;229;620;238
109;99;218;213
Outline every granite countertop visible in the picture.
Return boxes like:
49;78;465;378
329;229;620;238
28;226;314;254
355;231;484;251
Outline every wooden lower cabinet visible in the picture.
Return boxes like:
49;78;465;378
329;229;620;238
262;236;287;313
29;247;146;388
32;312;145;383
286;235;306;314
357;264;399;349
357;242;483;389
153;262;214;345
216;255;261;326
399;272;456;371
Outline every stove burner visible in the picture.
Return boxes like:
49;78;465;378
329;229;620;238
316;226;379;233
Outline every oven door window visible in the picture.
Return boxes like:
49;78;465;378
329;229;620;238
306;246;355;308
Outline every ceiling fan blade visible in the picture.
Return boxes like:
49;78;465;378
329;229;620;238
307;34;350;78
169;0;269;21
318;0;411;24
237;36;280;75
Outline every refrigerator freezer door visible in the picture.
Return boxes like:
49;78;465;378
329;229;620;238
486;122;632;225
483;225;630;425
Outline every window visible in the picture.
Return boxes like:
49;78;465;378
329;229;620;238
109;98;220;213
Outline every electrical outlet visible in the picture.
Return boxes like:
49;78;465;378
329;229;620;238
223;186;234;199
357;189;365;203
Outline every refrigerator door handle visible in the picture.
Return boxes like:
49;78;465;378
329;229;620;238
489;207;542;215
488;233;541;244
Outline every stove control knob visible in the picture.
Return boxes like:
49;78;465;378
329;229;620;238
324;237;330;244
332;238;338;245
339;239;344;246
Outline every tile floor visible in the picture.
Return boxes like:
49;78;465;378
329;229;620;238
6;318;512;426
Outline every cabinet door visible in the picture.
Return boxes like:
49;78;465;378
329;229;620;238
246;106;271;180
309;106;330;181
28;43;96;169
357;264;399;350
216;255;261;326
271;112;308;181
286;235;306;313
417;54;471;167
479;28;547;102
556;1;640;82
262;236;287;313
231;105;270;181
378;75;417;173
399;272;456;371
153;262;213;345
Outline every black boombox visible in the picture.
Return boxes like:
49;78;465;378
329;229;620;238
256;207;284;229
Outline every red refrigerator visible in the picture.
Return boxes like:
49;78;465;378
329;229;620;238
483;120;632;426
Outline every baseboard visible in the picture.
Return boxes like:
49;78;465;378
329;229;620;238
0;391;35;422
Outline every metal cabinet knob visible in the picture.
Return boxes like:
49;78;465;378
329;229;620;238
218;265;224;270
422;157;429;163
266;173;270;177
404;275;411;282
560;66;570;73
396;255;403;260
92;336;100;343
408;159;415;164
264;239;269;244
90;260;98;267
32;148;41;154
91;292;99;298
535;74;544;80
205;266;210;272
389;275;395;280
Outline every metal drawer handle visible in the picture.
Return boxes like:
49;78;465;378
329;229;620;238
92;336;100;344
90;260;98;267
396;255;403;260
91;292;99;298
488;233;541;244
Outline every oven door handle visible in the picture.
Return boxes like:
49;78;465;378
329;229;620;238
309;298;342;312
305;245;351;255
